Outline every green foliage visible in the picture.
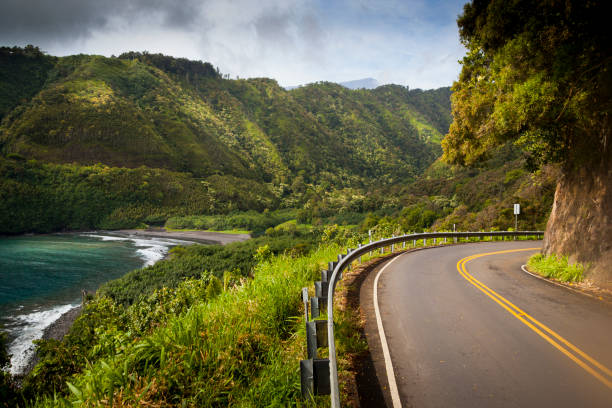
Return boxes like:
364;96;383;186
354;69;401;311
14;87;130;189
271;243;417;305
117;51;220;82
0;46;55;121
165;209;297;234
527;254;585;283
25;237;343;407
399;144;558;232
0;326;9;369
1;48;446;196
443;0;611;169
98;232;317;306
1;325;20;408
0;157;278;234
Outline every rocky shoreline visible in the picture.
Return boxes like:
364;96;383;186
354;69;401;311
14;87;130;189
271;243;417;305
19;305;83;377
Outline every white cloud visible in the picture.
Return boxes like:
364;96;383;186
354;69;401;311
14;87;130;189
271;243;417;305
1;0;466;89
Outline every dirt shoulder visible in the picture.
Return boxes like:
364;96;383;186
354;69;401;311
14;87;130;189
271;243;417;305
336;252;406;407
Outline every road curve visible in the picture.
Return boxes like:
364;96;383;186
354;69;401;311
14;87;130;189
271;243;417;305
360;241;612;408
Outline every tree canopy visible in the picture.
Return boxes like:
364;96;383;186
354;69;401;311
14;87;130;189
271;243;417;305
443;0;611;169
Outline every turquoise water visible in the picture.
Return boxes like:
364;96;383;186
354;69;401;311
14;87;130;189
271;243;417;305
0;233;188;374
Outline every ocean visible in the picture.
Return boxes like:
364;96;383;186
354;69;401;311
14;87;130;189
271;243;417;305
0;232;190;375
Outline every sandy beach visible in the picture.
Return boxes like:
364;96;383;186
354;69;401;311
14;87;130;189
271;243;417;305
110;228;251;245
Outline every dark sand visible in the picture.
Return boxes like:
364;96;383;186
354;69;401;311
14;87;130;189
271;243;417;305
110;228;251;245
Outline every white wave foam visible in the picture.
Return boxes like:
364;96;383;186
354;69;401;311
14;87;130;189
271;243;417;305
83;233;191;267
7;303;78;375
79;233;129;242
130;237;192;266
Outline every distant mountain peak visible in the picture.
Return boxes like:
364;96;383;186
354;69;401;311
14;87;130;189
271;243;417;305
338;78;379;90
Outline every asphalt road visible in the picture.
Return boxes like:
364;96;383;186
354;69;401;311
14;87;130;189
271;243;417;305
361;241;612;408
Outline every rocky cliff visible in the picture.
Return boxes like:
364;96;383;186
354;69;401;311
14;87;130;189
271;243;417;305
543;160;612;289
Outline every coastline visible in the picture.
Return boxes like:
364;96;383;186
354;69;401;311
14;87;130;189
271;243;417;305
1;228;251;246
19;305;83;377
14;228;251;378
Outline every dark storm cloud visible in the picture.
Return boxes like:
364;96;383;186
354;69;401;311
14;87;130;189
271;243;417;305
0;0;201;45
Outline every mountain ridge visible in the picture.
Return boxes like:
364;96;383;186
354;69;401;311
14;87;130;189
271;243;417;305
0;47;452;233
1;48;451;187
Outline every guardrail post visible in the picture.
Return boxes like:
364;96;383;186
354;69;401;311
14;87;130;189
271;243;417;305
302;288;309;322
311;296;327;319
358;243;362;263
301;358;331;399
306;319;328;359
315;281;329;299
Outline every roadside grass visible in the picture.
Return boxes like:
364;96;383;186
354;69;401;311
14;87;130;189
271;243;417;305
32;244;341;407
527;253;585;283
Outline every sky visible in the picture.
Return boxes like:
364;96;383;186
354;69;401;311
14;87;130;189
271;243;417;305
0;0;468;90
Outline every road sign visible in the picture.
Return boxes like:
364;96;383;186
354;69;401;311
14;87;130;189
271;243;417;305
514;204;520;215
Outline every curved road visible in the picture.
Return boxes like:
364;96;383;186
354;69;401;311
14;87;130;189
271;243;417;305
361;241;612;407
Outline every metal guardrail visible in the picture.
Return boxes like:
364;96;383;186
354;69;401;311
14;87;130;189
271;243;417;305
299;230;544;406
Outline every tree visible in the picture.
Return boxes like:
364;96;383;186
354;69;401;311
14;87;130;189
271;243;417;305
443;0;612;287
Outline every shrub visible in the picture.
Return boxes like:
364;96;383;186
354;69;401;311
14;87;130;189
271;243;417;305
527;253;585;282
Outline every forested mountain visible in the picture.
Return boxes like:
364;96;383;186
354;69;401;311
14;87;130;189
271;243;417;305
0;47;453;233
0;47;449;186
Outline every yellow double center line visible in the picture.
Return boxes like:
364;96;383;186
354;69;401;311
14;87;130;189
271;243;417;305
457;248;612;390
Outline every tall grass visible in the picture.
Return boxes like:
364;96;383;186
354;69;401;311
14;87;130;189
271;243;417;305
33;244;341;407
527;253;585;282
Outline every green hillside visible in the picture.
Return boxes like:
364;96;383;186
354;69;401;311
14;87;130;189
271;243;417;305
0;47;453;234
0;48;447;184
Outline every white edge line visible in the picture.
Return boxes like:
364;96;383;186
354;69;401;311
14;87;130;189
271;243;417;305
373;255;404;408
520;264;597;299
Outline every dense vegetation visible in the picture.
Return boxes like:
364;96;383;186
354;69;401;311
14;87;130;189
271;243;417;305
0;227;367;407
0;158;276;234
0;46;458;235
98;231;317;306
444;0;610;169
443;0;611;287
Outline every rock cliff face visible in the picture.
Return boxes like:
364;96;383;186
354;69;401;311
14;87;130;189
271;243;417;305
543;160;612;289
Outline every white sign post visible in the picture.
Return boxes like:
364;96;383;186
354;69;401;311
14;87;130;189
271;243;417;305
513;204;520;232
